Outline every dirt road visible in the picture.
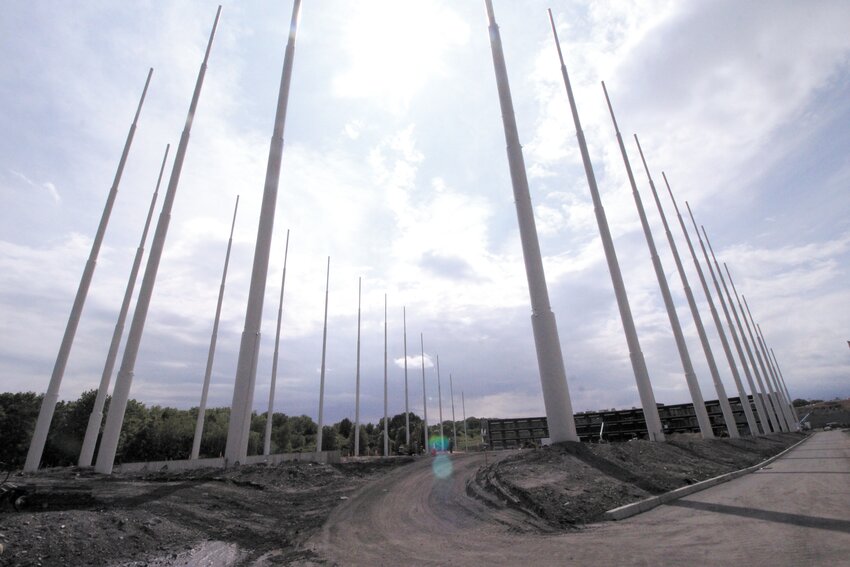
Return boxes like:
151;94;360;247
309;431;850;566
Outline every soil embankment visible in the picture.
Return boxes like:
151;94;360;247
470;432;804;528
0;433;806;565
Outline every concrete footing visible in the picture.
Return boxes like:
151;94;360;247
605;435;810;521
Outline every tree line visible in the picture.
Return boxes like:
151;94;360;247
0;391;482;469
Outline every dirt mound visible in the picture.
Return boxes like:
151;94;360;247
0;457;414;566
468;432;803;528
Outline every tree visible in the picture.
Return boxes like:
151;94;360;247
337;417;352;439
320;426;338;451
0;392;42;468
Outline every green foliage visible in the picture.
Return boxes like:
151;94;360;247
320;426;338;451
337;417;352;439
0;391;43;468
0;390;483;468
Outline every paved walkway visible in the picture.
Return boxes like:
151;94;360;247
310;430;850;566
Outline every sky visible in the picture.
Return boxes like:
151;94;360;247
1;1;848;429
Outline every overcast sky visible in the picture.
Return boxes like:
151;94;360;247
1;1;848;428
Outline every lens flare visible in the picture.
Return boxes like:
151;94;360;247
432;454;453;479
429;435;449;452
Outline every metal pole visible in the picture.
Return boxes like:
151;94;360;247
78;144;168;467
193;195;240;460
482;1;578;443
547;10;663;440
740;295;789;431
354;278;362;456
403;306;410;446
663;177;739;437
742;297;791;431
26;68;154;472
701;226;764;435
449;373;458;451
262;229;290;457
316;256;330;452
225;0;302;463
436;354;445;448
770;348;799;423
462;391;469;452
421;333;429;452
603;104;711;438
96;9;221;474
383;293;389;457
684;203;748;437
724;265;782;432
756;323;796;429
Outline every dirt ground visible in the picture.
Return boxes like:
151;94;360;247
0;458;414;567
473;432;804;528
0;433;804;566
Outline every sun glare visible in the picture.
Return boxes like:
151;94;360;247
333;1;470;109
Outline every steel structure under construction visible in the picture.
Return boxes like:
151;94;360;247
482;395;772;450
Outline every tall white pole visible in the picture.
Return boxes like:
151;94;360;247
462;391;469;451
604;105;711;438
316;257;330;452
78;144;168;467
756;323;796;429
484;1;579;443
26;68;154;473
742;297;791;431
644;171;720;438
663;177;738;437
681;202;743;437
96;9;221;475
354;277;362;456
548;11;663;441
770;348;799;422
225;0;302;463
403;307;410;446
449;373;458;451
700;226;762;435
192;195;240;460
262;229;290;457
420;333;429;452
436;354;445;447
383;293;389;457
724;264;781;432
741;295;789;431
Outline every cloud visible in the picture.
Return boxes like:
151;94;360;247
331;1;470;111
1;1;848;430
9;170;60;203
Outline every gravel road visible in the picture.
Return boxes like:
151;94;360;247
308;430;850;566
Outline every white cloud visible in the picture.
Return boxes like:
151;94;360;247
1;1;848;430
332;1;470;111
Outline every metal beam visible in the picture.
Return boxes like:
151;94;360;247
482;1;579;443
605;109;711;439
724;265;782;432
27;68;154;472
96;9;222;474
354;277;362;456
420;333;429;452
225;0;302;463
662;177;739;437
79;144;168;467
547;9;659;440
403;307;410;446
262;229;290;457
701;226;765;434
315;257;330;452
193;195;241;460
